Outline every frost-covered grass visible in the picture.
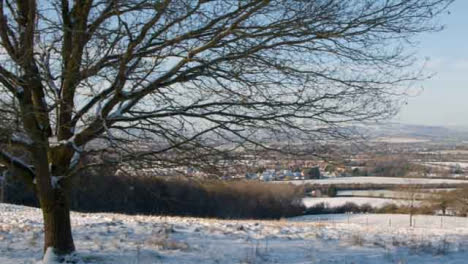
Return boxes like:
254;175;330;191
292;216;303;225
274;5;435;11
2;203;468;264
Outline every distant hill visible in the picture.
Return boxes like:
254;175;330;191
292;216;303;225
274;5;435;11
362;123;468;142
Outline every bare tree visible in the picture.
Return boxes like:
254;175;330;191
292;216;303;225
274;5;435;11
447;187;468;216
397;183;424;227
428;189;456;216
0;0;453;258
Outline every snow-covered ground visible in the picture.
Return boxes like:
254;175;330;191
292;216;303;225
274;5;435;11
292;213;468;229
419;150;468;155
373;137;430;143
280;176;468;186
302;197;415;208
422;162;468;169
338;189;409;198
336;189;451;199
2;203;468;264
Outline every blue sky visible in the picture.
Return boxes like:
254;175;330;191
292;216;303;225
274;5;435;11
395;0;468;127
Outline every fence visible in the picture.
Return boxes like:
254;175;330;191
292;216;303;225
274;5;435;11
304;213;468;229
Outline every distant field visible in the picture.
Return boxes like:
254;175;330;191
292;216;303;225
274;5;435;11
302;197;412;208
373;137;430;143
422;162;468;169
419;150;468;155
277;176;468;186
336;189;443;199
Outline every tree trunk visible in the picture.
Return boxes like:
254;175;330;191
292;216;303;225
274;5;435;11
41;190;75;255
34;149;76;256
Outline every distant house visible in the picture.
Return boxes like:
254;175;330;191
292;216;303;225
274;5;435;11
293;171;302;180
278;170;294;180
185;167;195;175
301;167;321;179
309;189;322;197
260;169;276;181
245;173;258;180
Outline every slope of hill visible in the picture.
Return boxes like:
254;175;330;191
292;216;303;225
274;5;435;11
1;203;468;264
364;123;468;142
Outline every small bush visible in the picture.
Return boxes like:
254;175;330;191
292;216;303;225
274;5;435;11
305;202;377;215
376;204;399;214
359;203;374;213
327;185;338;197
305;202;327;214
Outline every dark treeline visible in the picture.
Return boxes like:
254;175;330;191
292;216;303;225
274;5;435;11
305;202;436;215
3;166;305;219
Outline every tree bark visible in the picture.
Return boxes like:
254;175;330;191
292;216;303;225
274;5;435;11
34;146;76;256
41;189;75;255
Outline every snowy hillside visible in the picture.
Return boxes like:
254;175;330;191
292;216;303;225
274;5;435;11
2;203;468;264
362;123;468;142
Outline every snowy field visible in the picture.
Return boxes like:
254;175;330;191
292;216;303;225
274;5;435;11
2;203;468;264
422;162;468;169
279;176;468;186
337;189;402;198
336;189;450;199
373;137;430;143
302;197;416;208
292;213;468;229
420;150;468;155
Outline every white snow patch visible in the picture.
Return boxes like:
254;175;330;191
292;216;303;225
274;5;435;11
42;247;60;264
48;137;67;147
50;176;64;189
